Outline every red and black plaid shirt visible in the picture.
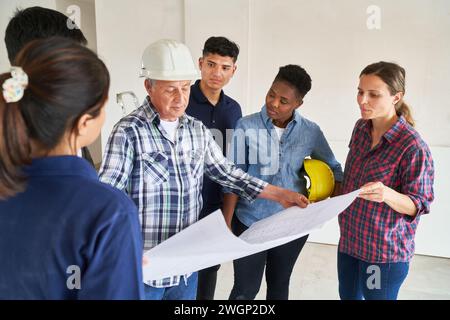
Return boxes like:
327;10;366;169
339;116;434;263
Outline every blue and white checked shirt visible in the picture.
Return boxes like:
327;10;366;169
99;97;267;288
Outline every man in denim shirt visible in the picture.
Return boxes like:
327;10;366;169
224;65;343;300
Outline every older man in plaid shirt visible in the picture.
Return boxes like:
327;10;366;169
99;39;309;300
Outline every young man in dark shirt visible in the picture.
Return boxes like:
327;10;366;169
185;36;242;300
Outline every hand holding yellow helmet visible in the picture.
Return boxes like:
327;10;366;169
303;159;335;202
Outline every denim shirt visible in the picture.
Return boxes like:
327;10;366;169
227;105;344;227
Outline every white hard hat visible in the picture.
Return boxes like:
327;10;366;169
139;39;199;81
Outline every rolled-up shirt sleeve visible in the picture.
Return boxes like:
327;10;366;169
400;144;434;217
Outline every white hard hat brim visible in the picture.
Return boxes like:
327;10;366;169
139;69;199;81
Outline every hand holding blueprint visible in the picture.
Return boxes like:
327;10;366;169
143;189;360;282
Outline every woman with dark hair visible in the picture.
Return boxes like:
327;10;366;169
0;37;144;299
338;61;435;300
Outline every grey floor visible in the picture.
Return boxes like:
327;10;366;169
214;242;450;300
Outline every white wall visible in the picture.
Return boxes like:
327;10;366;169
55;0;102;166
55;0;97;52
186;0;450;145
95;0;185;152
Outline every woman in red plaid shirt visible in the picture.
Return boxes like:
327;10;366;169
338;61;434;300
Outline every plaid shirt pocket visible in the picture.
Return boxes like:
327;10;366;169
140;152;169;185
367;162;397;186
188;149;203;178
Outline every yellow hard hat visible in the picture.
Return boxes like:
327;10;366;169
303;159;335;202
